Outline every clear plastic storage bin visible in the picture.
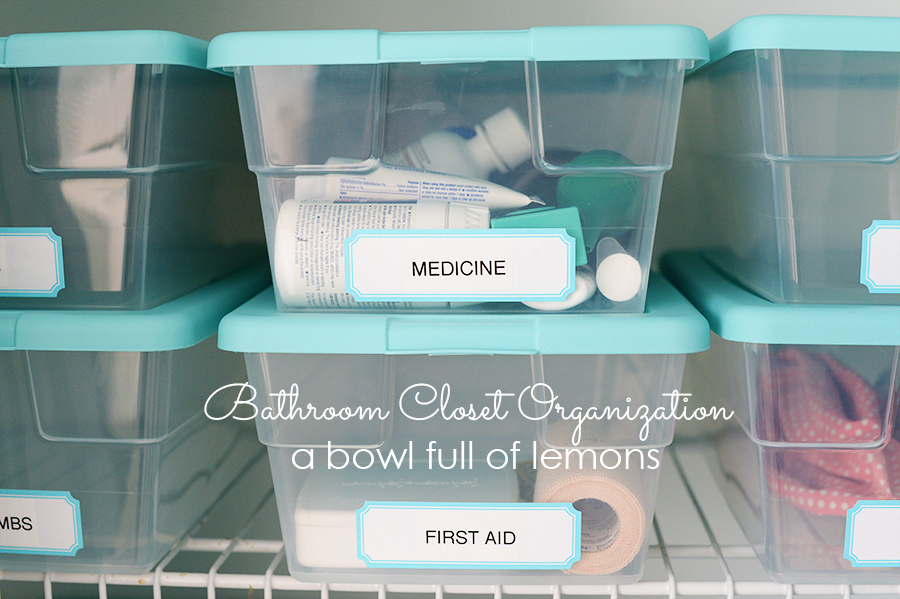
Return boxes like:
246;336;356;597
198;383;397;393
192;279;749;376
217;274;710;585
0;264;269;574
668;15;900;305
207;27;708;313
662;252;900;584
0;31;263;310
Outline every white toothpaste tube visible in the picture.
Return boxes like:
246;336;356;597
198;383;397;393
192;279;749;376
522;266;597;311
294;159;539;210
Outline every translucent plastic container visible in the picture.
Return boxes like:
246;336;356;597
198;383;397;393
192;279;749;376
663;252;900;583
0;264;270;574
207;27;708;313
217;273;710;585
0;31;263;310
668;15;900;305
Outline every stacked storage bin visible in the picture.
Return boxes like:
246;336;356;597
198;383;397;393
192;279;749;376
669;15;900;305
0;31;269;574
0;31;263;310
663;253;900;583
0;264;269;573
211;25;712;585
662;14;900;584
208;26;708;314
218;276;710;584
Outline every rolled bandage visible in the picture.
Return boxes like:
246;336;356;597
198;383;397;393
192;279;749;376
533;424;647;575
594;237;642;303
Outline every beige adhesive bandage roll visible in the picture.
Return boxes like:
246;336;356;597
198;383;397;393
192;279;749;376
533;426;647;574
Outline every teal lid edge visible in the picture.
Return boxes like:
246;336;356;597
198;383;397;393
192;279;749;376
4;261;270;352
208;25;708;68
2;30;211;70
706;15;900;65
208;30;380;69
217;273;710;356
532;273;710;355
0;313;18;350
660;251;900;346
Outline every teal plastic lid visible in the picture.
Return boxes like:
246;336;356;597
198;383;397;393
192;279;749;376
1;30;210;69
661;252;900;346
707;15;900;64
217;273;710;356
207;26;709;69
0;262;270;352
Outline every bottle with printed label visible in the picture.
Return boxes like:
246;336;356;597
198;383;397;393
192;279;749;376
384;108;532;180
273;199;490;309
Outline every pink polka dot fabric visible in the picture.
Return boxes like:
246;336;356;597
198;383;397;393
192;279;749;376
763;348;900;516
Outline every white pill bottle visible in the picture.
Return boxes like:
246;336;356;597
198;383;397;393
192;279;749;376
273;200;489;309
384;108;532;179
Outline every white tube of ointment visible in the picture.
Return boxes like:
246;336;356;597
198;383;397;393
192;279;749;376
594;237;643;302
273;199;490;309
294;160;538;210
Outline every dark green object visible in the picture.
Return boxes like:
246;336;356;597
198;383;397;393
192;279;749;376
555;150;642;252
490;206;587;266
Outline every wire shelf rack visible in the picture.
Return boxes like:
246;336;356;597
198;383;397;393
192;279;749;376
3;443;899;599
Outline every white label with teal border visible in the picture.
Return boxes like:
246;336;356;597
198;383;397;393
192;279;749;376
0;228;65;297
844;501;900;567
344;229;575;302
861;221;900;293
356;501;580;569
0;490;82;556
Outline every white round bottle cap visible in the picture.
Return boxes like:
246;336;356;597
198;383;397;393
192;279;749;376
293;175;328;201
479;107;532;172
410;200;445;229
412;200;490;229
594;238;642;303
446;202;491;229
523;267;596;311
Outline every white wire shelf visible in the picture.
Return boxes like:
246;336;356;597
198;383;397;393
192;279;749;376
3;442;900;599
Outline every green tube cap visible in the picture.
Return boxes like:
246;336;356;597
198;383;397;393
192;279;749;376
555;150;643;251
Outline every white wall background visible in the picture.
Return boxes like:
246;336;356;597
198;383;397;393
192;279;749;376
1;0;899;39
